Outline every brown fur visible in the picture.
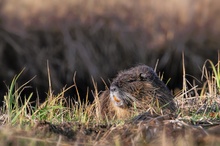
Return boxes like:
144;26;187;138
99;65;176;119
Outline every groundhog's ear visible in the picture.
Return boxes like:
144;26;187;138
139;73;148;80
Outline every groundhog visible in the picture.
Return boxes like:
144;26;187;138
99;65;176;119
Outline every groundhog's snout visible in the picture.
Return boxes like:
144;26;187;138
109;86;124;107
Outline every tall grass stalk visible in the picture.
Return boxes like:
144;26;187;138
203;57;220;94
3;69;35;125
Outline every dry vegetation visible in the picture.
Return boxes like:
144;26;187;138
0;58;219;146
0;0;220;145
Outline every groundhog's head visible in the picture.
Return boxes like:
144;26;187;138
99;65;176;119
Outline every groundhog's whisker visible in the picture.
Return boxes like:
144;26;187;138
123;92;136;102
123;92;147;110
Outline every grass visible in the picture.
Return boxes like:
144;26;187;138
3;69;34;125
176;56;220;124
0;58;219;146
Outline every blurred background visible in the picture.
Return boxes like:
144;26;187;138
0;0;219;103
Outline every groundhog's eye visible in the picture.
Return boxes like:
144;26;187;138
127;78;135;83
139;73;147;81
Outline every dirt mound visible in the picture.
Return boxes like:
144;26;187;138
31;114;220;146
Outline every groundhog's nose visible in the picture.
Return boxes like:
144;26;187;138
110;86;118;92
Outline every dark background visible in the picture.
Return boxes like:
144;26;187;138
0;0;219;103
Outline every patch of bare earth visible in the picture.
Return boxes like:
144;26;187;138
0;114;216;146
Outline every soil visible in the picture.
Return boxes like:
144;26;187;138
7;114;217;146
